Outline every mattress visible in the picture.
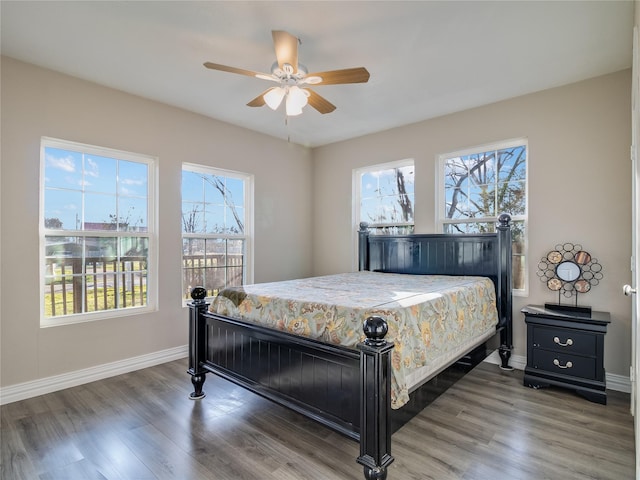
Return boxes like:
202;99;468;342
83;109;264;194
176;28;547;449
209;271;498;408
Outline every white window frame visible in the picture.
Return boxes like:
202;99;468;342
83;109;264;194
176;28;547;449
181;163;254;304
40;137;158;327
436;138;528;296
352;158;415;269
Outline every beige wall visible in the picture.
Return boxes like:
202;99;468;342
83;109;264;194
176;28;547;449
0;57;313;388
312;70;633;377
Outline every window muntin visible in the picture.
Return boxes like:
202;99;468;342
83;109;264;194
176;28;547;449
355;160;415;235
438;140;527;293
181;164;252;301
41;138;155;325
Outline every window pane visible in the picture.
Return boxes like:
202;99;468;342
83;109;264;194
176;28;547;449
118;196;148;232
44;147;82;190
205;238;227;294
205;204;225;233
511;220;526;290
118;160;148;197
498;180;526;215
225;177;245;208
182;202;204;233
118;237;148;310
84;193;117;230
498;146;526;182
182;170;204;203
44;189;82;230
465;151;496;186
226;205;244;234
361;172;378;195
183;238;204;296
45;235;82;263
84;154;117;194
204;175;225;206
397;165;415;194
467;184;496;217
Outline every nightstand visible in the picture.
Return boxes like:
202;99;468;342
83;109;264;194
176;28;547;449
522;305;610;404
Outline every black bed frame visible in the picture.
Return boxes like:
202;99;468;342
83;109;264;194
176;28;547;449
187;214;513;480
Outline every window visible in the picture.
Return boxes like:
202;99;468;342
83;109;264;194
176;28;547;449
41;137;156;325
437;139;527;292
354;159;415;235
181;164;252;301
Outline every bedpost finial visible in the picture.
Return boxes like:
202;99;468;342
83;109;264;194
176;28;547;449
498;213;511;228
190;286;207;304
363;316;388;346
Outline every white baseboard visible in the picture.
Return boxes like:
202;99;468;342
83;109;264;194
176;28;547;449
2;346;630;405
483;350;631;393
0;345;189;405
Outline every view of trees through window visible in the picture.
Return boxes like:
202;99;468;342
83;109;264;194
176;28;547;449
358;162;415;235
441;142;527;290
41;138;153;321
181;165;250;299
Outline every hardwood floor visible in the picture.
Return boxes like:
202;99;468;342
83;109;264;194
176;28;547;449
1;360;635;479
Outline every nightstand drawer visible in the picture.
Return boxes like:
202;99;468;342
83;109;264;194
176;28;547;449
530;350;597;380
531;326;596;356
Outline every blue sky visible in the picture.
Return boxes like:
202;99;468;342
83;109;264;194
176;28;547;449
44;147;148;231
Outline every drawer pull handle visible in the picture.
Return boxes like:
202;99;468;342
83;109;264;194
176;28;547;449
553;359;573;369
553;336;573;347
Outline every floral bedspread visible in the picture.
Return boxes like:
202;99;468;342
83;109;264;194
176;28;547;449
209;271;498;408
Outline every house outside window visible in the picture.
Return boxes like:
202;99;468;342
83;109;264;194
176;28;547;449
354;159;415;236
41;137;156;326
181;164;253;301
437;139;527;293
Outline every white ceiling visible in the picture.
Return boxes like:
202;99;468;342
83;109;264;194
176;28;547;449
1;1;634;147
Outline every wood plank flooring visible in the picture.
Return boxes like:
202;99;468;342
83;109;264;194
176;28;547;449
1;360;635;479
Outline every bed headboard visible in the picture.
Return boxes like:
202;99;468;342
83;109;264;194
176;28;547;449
358;214;513;345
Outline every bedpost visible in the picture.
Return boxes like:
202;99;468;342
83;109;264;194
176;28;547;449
357;316;395;480
496;213;513;370
188;286;209;399
358;222;370;271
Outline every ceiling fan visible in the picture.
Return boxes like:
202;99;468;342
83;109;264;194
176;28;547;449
204;30;370;116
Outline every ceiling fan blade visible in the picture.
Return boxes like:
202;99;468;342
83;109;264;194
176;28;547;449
246;89;272;107
204;62;269;79
307;89;336;114
306;67;370;85
272;30;298;73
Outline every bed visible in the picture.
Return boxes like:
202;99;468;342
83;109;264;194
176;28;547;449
187;214;513;480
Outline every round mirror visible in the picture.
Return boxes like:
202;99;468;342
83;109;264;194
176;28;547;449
556;261;580;282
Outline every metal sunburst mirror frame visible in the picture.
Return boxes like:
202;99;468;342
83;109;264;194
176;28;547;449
536;242;603;315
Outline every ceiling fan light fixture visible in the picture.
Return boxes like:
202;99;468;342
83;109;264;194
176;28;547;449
264;87;286;110
285;86;309;116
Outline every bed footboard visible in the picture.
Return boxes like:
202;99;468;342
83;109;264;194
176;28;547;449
188;291;395;480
